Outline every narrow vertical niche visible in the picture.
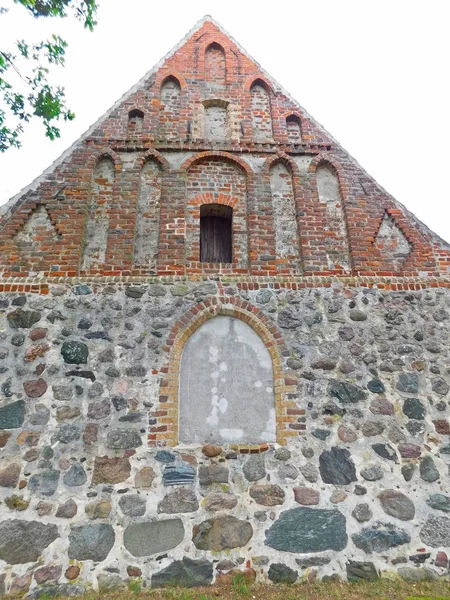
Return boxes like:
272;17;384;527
133;160;162;272
204;100;228;141
204;42;226;87
159;76;181;139
316;163;350;272
251;80;273;142
128;109;144;135
286;114;302;143
269;162;300;263
82;156;114;271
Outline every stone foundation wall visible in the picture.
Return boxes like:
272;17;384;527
1;279;450;596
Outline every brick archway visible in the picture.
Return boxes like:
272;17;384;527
150;298;299;448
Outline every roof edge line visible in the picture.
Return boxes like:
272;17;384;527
0;14;213;219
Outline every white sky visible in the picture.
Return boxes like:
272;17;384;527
1;0;449;243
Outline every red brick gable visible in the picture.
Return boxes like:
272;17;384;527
0;16;448;280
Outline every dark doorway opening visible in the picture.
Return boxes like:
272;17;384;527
200;204;232;263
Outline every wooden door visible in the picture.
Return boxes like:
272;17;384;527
200;215;232;263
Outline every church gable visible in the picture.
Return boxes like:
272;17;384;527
0;16;448;279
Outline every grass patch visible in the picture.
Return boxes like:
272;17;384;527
8;580;450;600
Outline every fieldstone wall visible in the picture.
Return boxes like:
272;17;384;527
1;280;450;595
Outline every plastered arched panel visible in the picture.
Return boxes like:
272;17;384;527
179;316;276;444
159;77;181;139
251;82;272;142
133;160;162;271
270;161;300;270
316;163;350;272
82;156;114;271
204;42;226;87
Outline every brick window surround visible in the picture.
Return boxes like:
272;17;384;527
152;297;301;448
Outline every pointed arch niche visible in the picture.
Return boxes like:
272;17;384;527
154;300;299;448
13;205;60;272
204;42;226;87
269;161;300;271
82;156;114;272
250;79;273;142
286;114;302;143
159;76;181;139
133;159;162;272
315;162;350;272
374;211;411;272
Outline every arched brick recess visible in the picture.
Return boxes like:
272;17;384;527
306;155;352;274
183;153;252;274
151;298;299;447
80;149;124;275
136;148;170;172
180;151;254;178
244;74;274;94
154;70;188;91
187;192;240;209
262;154;302;274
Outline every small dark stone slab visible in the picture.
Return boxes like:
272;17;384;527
7;309;41;329
378;490;415;521
328;379;367;404
63;464;87;487
125;287;145;299
193;516;253;551
158;488;199;514
346;561;379;582
163;463;196;486
396;373;419;394
352;522;411;553
372;443;398;462
312;428;331;440
84;331;112;341
198;464;228;486
52;424;81;444
119;494;146;517
420;456;440;482
0;400;25;429
23;378;47;398
61;341;88;364
319;447;357;484
367;379;385;394
403;398;425;420
243;454;266;481
268;563;298;584
68;524;115;561
65;370;95;381
152;557;213;588
0;520;59;564
124;519;184;557
74;284;92;295
155;450;175;463
265;507;347;553
29;470;60;496
427;494;450;513
125;365;147;377
106;429;142;449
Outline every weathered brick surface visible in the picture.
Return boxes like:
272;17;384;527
0;17;448;278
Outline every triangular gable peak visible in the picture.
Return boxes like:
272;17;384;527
0;16;449;281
